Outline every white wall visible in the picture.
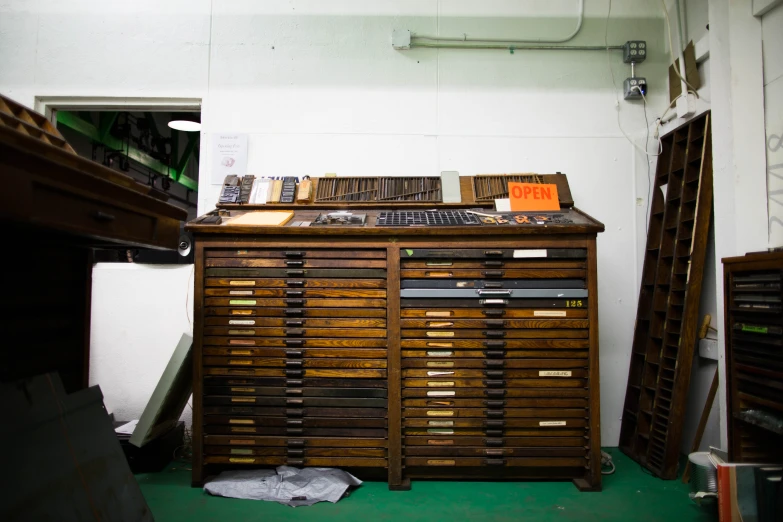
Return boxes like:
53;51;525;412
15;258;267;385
763;3;783;247
1;0;670;444
89;264;194;425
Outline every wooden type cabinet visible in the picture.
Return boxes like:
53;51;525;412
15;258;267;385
722;252;783;464
188;207;604;490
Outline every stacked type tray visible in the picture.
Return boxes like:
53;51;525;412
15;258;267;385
399;248;593;477
200;248;389;468
723;252;783;463
619;112;713;478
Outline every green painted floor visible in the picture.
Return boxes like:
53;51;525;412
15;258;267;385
136;449;714;522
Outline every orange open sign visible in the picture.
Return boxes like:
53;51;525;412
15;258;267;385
507;182;560;212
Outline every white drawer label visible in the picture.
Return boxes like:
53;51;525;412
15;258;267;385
229;290;254;295
427;371;454;376
427;381;455;387
427;429;454;435
427;361;454;368
513;249;547;258
427;420;454;427
427;391;456;397
534;310;567;317
229;320;256;325
539;371;572;377
427;351;454;357
539;421;567;426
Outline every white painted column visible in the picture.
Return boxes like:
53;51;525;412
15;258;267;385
707;0;769;449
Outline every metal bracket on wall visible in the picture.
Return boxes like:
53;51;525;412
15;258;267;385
56;111;198;191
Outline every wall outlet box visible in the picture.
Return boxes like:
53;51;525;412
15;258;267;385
623;77;647;100
392;29;411;50
623;41;647;63
699;338;719;361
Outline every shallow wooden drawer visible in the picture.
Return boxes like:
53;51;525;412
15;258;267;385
203;356;387;369
401;359;587;370
402;377;587;388
402;368;588;378
205;298;387;309
206;249;386;259
404;446;586;458
403;407;587;419
403;427;587;437
403;456;587;467
204;425;387;438
403;435;585;447
403;418;587;428
203;376;386;389
400;269;586;280
400;339;589;349
205;446;387;458
400;260;586;270
205;327;387;338
400;248;586;259
401;387;588;399
205;337;388;348
403;397;587;409
204;347;387;358
206;267;387;279
206;277;387;288
402;349;588;359
31;183;157;243
204;436;388;448
206;307;387;318
206;258;387;269
204;396;388;408
401;308;588;319
400;319;588;329
204;455;387;467
204;386;388;398
203;413;388;424
205;288;387;298
400;329;588;339
205;367;387;379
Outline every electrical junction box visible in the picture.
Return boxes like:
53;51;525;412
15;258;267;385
623;41;647;63
623;77;647;100
392;29;411;50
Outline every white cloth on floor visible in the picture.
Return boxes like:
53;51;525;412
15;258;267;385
203;467;362;507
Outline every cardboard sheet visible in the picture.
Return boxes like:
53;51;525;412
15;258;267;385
228;211;295;226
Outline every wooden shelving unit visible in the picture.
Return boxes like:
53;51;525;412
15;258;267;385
619;112;714;479
723;251;783;464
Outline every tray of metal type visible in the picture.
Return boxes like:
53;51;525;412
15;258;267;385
375;210;481;227
400;298;587;308
401;279;586;290
400;248;587;259
399;289;588;299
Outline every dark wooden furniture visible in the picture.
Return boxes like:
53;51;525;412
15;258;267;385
0;95;187;393
722;251;783;464
619;112;713;479
187;174;604;491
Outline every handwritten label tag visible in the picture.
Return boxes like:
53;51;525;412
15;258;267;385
231;310;253;315
426;331;455;338
229;439;256;445
427;351;454;357
427;429;454;435
229;419;254;425
229;457;256;463
426;311;454;317
230;448;253;455
539;371;572;377
229;320;256;325
229;299;257;305
229;290;254;296
229;280;256;286
427;381;455;387
427;371;455;376
427;391;456;396
427;361;455;368
534;311;567;317
539;421;566;426
513;249;548;258
427;420;454;426
508;182;560;211
427;459;456;466
427;410;454;417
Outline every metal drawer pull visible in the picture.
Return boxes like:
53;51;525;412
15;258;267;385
287;458;305;466
484;351;505;359
478;289;511;296
284;252;305;257
485;458;506;466
483;341;506;348
484;360;504;368
286;260;304;267
286;290;304;297
485;370;505;378
91;210;116;222
482;271;505;277
285;369;304;378
484;251;504;256
286;388;303;396
284;339;305;346
286;280;305;287
285;299;305;307
286;398;303;406
285;329;305;337
484;438;504;447
286;428;303;435
484;410;505;418
485;429;503;437
286;350;303;358
483;260;504;267
285;320;304;327
481;299;508;306
484;331;506;338
485;449;505;457
484;389;506;397
286;270;305;276
286;379;303;387
286;409;304;418
285;360;303;368
484;419;505;428
484;320;506;328
287;449;304;457
482;310;505;317
284;309;304;316
484;400;505;408
287;439;306;447
484;380;505;387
